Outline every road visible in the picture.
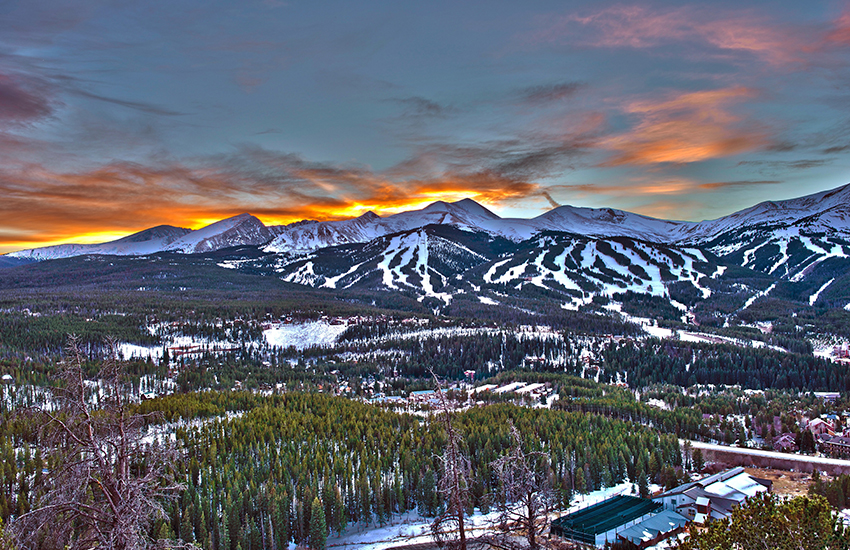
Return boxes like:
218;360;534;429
683;439;850;473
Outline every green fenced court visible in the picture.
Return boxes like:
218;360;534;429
551;495;663;546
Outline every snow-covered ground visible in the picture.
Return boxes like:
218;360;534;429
264;321;350;349
119;321;351;359
327;481;651;550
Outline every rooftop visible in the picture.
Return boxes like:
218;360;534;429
552;495;662;537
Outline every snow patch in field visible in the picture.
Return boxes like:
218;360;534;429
264;321;349;349
605;303;674;338
478;296;499;305
118;343;163;360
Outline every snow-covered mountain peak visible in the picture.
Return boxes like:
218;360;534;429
164;213;273;254
417;199;500;220
533;204;687;242
7;225;192;261
358;211;381;221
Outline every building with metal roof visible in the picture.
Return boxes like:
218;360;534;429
616;509;689;548
550;495;663;547
653;467;771;523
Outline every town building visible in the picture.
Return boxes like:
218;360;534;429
653;467;771;524
551;495;679;548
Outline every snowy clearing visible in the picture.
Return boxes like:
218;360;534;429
264;321;350;349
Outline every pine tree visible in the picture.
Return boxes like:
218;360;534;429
574;468;586;495
309;497;327;550
638;472;649;498
181;505;194;542
220;519;231;550
273;493;289;550
692;448;704;472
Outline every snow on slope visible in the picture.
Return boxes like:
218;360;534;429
8;182;850;265
263;321;349;349
481;233;714;302
265;199;539;254
266;183;850;255
534;205;689;242
809;278;835;306
164;213;273;253
679;182;850;242
8;225;191;261
277;227;488;302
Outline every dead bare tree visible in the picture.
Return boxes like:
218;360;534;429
429;371;473;550
489;422;554;550
10;336;183;550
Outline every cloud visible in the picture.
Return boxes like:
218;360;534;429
0;72;55;123
541;191;561;208
517;82;583;104
600;86;770;166
696;179;781;190
737;159;832;170
527;4;821;66
824;10;850;46
392;96;456;119
0;148;546;252
71;89;185;116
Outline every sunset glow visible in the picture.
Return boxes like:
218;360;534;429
1;1;849;254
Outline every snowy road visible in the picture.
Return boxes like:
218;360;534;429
683;440;850;468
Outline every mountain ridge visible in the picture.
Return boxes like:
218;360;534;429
7;183;850;273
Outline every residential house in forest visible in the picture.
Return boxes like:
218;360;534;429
653;467;772;524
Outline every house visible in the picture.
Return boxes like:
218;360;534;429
819;435;850;457
814;392;840;403
808;418;835;436
1;374;13;385
408;390;436;402
773;433;798;452
654;467;772;523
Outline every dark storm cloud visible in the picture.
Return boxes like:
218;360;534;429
392;97;456;118
517;82;584;104
0;72;55;123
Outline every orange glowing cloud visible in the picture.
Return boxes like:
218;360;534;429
825;10;850;46
0;158;540;254
600;86;770;166
531;5;817;66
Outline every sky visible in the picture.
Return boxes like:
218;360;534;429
1;0;849;253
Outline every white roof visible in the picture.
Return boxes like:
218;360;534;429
695;497;710;507
704;472;766;500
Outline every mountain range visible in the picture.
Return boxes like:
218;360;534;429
6;183;850;319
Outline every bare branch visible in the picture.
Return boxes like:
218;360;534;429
9;336;183;550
